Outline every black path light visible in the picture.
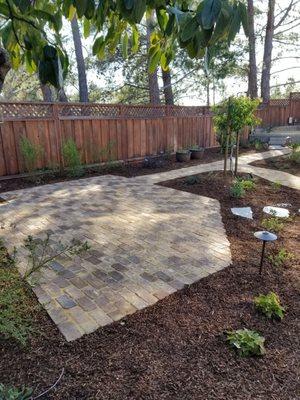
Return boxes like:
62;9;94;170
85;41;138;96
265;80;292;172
254;231;278;275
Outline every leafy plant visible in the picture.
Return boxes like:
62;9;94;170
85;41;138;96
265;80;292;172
0;239;16;268
185;175;200;185
254;292;285;320
0;384;33;400
62;138;83;177
23;233;90;281
289;144;300;164
271;181;282;191
253;139;263;151
230;180;245;198
226;328;266;357
268;248;294;267
261;216;284;233
0;242;35;346
237;177;256;191
19;136;43;174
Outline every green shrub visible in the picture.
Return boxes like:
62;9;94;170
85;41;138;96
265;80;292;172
0;256;35;346
239;178;256;191
62;138;83;177
230;180;245;198
226;328;266;357
19;136;43;174
271;181;282;191
289;146;300;164
254;292;285;320
0;384;33;400
261;216;284;233
268;248;294;267
253;139;263;150
185;175;200;185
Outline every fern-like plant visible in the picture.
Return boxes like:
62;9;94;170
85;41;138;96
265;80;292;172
19;136;43;173
0;384;33;400
62;138;83;177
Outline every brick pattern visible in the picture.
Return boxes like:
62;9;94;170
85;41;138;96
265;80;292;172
0;158;249;341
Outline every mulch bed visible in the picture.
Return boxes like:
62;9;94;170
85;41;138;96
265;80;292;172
0;148;258;193
0;172;299;400
250;154;300;176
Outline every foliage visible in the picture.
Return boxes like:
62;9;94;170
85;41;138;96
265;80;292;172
261;217;285;233
0;384;33;400
99;140;117;163
253;139;263;151
23;233;90;281
289;144;300;164
238;177;256;191
254;292;285;320
271;181;282;191
0;240;35;346
185;175;200;185
226;328;266;357
230;180;245;198
0;0;248;87
0;238;16;268
268;248;294;268
19;136;43;174
62;138;83;177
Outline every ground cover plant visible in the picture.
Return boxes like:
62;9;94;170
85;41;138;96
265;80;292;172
0;170;299;399
226;328;266;357
268;248;294;268
254;292;285;320
251;151;300;177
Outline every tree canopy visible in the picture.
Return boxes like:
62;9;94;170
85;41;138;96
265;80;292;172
0;0;248;88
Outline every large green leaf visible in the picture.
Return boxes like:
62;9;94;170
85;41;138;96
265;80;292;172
227;8;241;43
132;0;146;23
239;2;249;37
180;16;199;42
73;0;88;18
131;26;139;53
84;0;95;19
124;0;134;10
200;0;222;29
122;31;129;58
12;0;31;13
39;46;63;88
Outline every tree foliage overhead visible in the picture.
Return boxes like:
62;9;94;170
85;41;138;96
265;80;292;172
0;0;248;88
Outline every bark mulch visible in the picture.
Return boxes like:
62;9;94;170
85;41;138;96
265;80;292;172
0;148;258;193
0;172;299;400
250;154;300;176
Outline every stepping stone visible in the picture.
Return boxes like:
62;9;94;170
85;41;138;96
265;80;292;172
263;206;289;218
231;207;253;219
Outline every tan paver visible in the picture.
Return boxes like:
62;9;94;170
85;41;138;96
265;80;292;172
1;149;293;341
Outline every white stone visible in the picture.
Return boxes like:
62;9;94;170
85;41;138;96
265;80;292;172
263;206;290;218
231;207;253;219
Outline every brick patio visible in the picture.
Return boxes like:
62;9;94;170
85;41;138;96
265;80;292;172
0;149;291;341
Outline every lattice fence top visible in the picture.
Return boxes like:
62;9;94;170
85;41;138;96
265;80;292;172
290;92;300;100
59;103;121;118
269;99;290;106
0;102;53;120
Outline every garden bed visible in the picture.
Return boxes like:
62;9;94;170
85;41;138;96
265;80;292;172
0;148;259;193
250;154;300;176
0;172;299;399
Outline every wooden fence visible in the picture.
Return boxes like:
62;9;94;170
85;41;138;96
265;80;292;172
0;93;299;177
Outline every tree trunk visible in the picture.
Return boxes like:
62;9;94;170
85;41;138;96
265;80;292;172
234;131;240;176
162;69;174;105
0;48;11;92
41;84;53;102
206;80;210;107
57;87;68;102
261;0;276;103
247;0;258;98
146;12;161;104
71;16;89;103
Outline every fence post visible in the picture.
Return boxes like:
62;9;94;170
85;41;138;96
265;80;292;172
52;103;63;171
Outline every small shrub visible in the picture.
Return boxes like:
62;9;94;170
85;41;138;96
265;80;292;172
254;292;285;320
62;138;83;177
226;328;266;357
0;384;33;400
185;175;200;185
261;216;284;232
99;140;117;163
289;147;300;164
268;248;294;267
23;233;90;281
238;178;256;191
19;136;43;174
253;139;263;150
230;180;245;198
271;181;282;191
0;242;35;346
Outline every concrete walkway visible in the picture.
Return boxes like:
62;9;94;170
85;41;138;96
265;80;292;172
0;148;297;341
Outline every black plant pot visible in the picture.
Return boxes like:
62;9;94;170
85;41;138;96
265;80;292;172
190;148;204;159
176;151;191;162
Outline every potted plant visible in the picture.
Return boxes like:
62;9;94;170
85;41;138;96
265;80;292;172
189;145;204;159
176;149;191;162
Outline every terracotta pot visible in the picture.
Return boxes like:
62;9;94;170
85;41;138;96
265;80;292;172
190;148;204;159
176;151;191;162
